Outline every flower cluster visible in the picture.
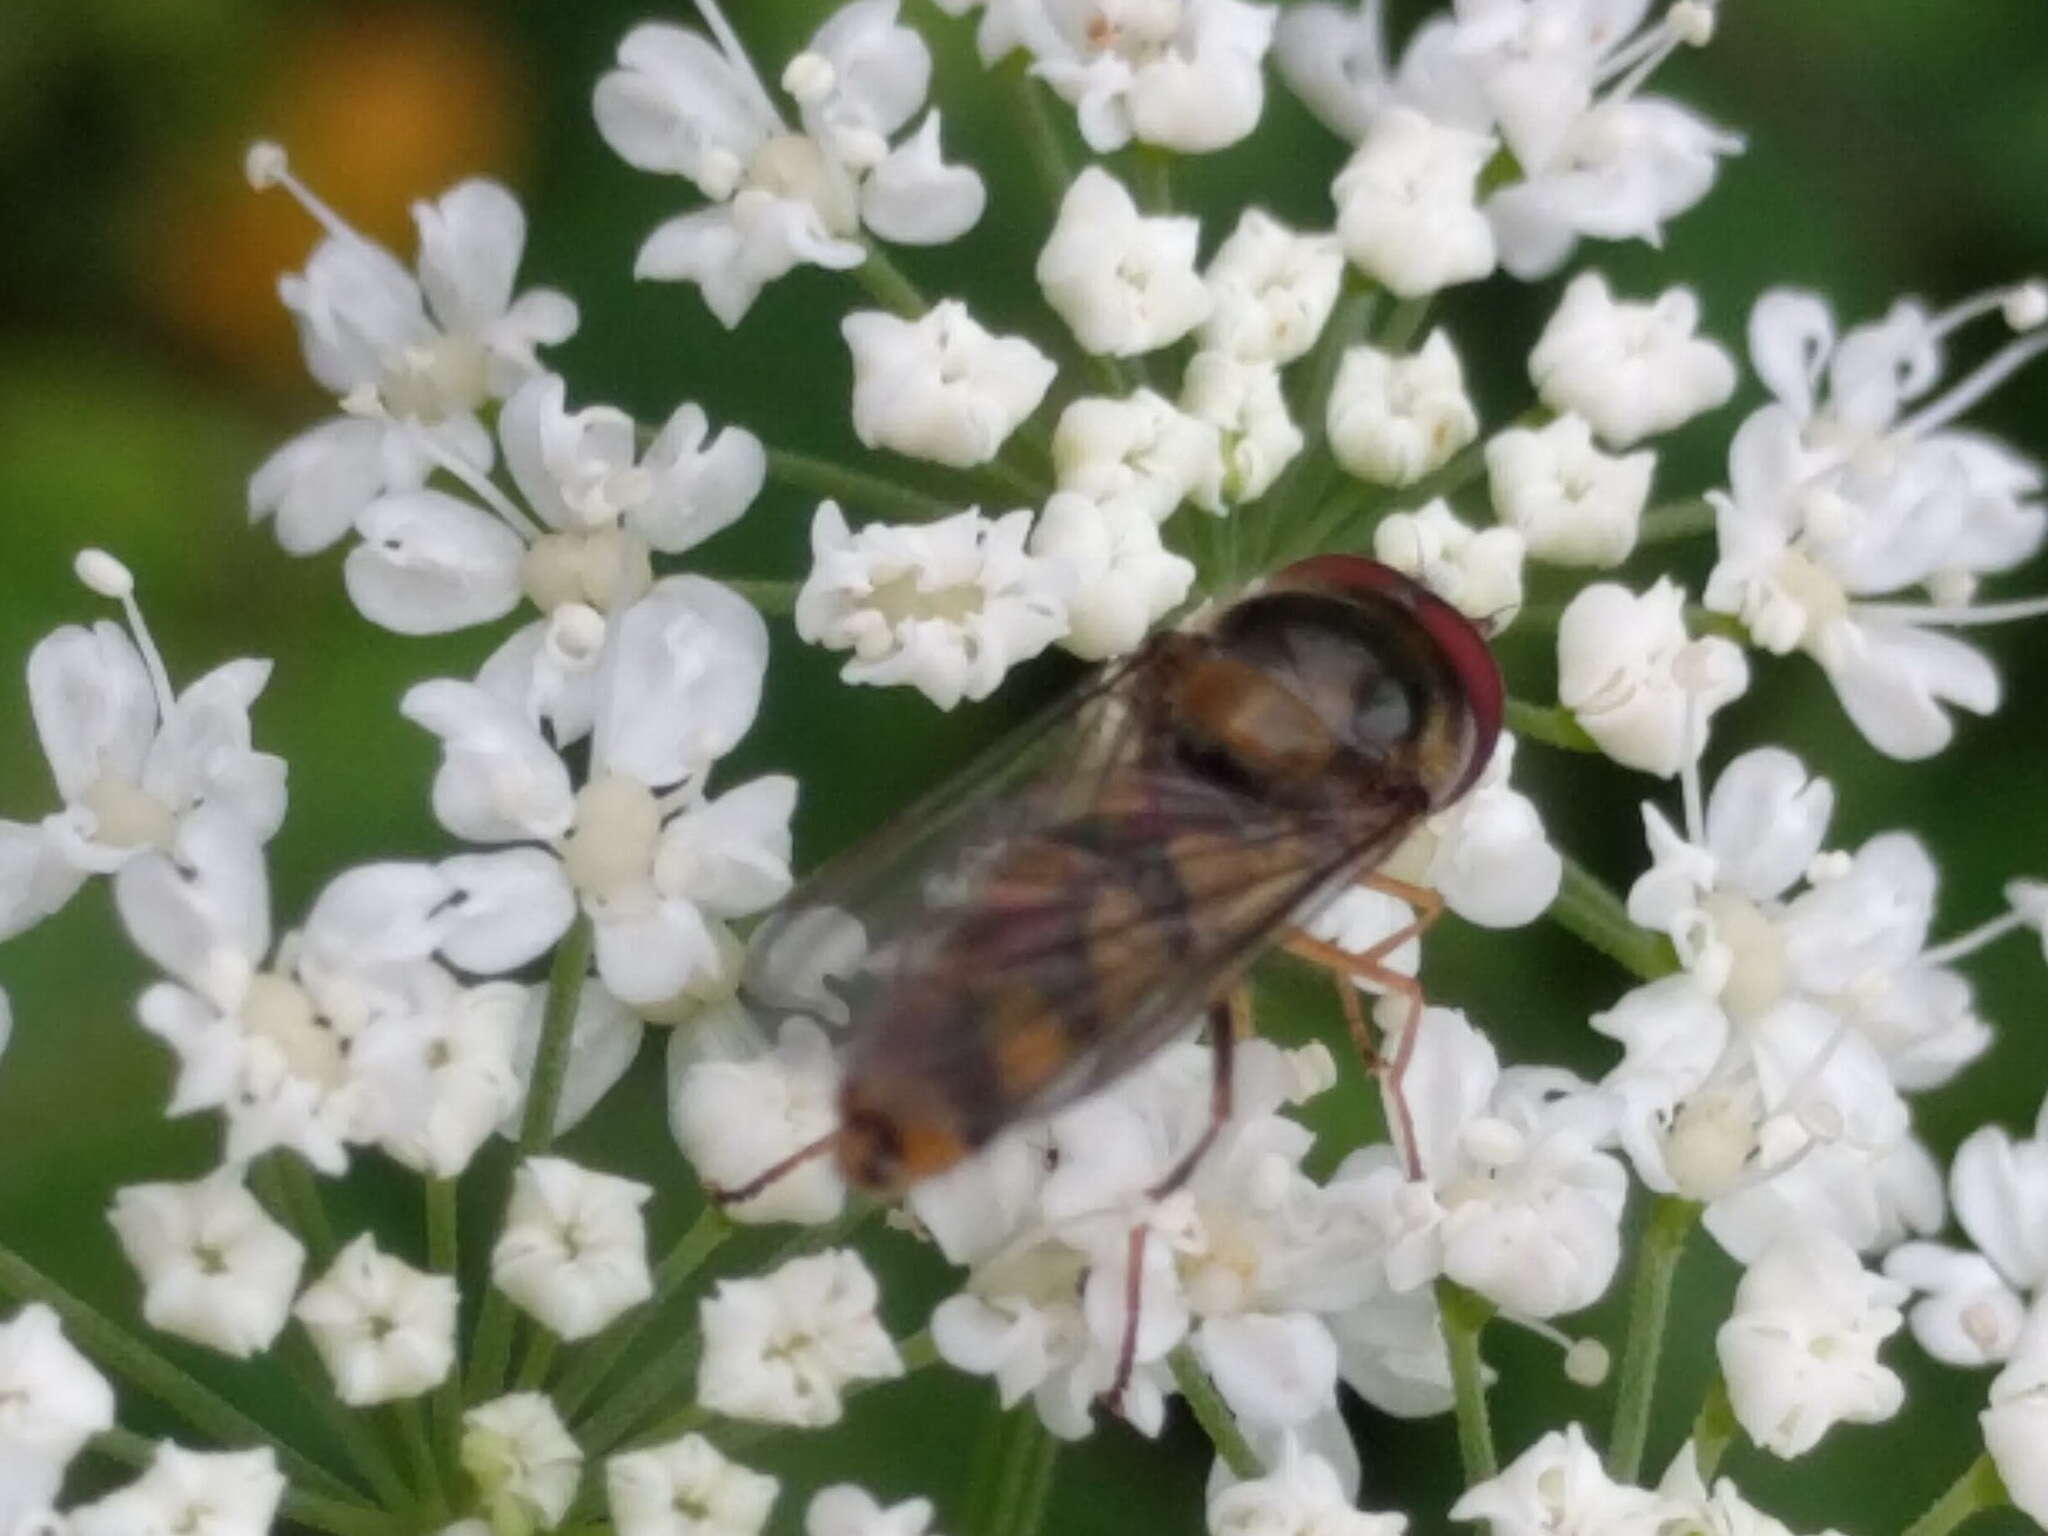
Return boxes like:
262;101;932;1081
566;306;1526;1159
2;2;2046;1535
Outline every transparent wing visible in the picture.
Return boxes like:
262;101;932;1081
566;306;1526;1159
746;642;1425;1140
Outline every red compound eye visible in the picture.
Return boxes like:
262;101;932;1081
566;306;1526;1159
1272;555;1504;805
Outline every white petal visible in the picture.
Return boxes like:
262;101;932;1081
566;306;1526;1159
592;578;769;786
346;491;526;635
593;899;721;1007
439;850;578;973
593;23;772;183
249;417;408;555
113;810;270;996
414;179;527;337
633;403;767;554
860;112;986;245
28;622;155;802
1197;1314;1339;1430
0;821;87;942
401;679;576;843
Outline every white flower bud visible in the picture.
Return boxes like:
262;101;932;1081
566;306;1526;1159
1329;332;1480;487
1333;109;1497;298
1488;415;1654;568
463;1393;583;1533
74;548;135;598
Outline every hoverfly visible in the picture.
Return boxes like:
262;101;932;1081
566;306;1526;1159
728;555;1502;1217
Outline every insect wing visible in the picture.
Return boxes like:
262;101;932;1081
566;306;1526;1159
746;646;1423;1140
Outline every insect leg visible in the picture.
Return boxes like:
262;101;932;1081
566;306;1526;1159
1281;875;1445;1179
1145;991;1244;1201
704;1129;839;1207
1106;992;1246;1417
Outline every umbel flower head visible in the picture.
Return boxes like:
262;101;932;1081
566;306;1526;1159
3;3;2048;1536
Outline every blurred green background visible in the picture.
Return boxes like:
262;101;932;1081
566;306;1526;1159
2;0;2046;1530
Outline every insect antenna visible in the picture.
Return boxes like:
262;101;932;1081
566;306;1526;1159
706;1129;840;1207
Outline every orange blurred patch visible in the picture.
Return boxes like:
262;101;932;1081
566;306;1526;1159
142;4;529;386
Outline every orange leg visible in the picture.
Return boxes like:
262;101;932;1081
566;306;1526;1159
1281;873;1444;1180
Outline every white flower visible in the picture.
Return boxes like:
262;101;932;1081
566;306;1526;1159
671;1015;846;1226
349;978;526;1178
843;303;1056;468
1202;210;1345;364
1557;579;1748;777
795;502;1070;710
1029;493;1196;660
1621;749;1989;1091
1181;352;1303;501
1326;1278;1456;1419
1328;332;1480;488
1450;1423;1670;1536
1208;1438;1407;1536
1333;1009;1626;1319
347;374;764;638
608;1433;780;1536
1331;108;1496;298
697;1249;903;1426
1704;285;2048;759
294;1233;459;1405
1054;391;1224;523
0;1306;115;1532
805;1484;940;1536
462;1393;583;1532
1022;0;1277;154
1467;6;1742;279
68;1444;284;1536
1530;273;1737;448
4;581;284;944
1487;414;1654;567
1038;168;1211;357
1717;1228;1906;1458
405;579;794;1010
596;2;984;326
1984;1300;2048;1528
1372;504;1521;639
249;157;576;549
107;1173;304;1358
1657;1442;1838;1536
112;816;551;1173
492;1156;655;1341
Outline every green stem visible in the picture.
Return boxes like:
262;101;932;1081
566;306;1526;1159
470;915;593;1404
281;1328;412;1511
555;1205;732;1420
1637;496;1716;545
1166;1345;1261;1480
1902;1454;2009;1536
391;1399;449;1520
0;1243;366;1508
426;1178;462;1480
853;245;929;318
1378;296;1433;353
987;1408;1059;1536
712;578;799;616
275;1155;340;1269
1505;698;1599;754
1548;855;1679;982
515;1328;559;1392
765;447;955;522
92;1429;391;1536
520;913;592;1153
1607;1197;1700;1481
1438;1280;1498;1484
1133;147;1173;213
1009;59;1074;219
1689;1373;1738;1481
